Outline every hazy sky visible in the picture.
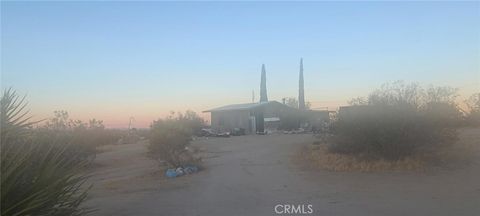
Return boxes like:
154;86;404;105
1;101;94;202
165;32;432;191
1;1;479;128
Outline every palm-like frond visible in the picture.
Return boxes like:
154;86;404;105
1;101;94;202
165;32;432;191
1;88;92;216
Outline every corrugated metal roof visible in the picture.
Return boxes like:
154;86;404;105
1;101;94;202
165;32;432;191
204;101;282;112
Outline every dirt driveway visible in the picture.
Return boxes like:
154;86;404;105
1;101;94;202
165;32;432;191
85;129;480;216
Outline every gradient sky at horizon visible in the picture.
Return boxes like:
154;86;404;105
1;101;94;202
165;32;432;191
1;1;479;128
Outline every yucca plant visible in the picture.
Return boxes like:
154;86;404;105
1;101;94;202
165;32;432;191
1;88;92;216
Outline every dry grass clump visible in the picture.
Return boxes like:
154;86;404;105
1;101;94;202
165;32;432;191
300;145;425;172
300;127;477;172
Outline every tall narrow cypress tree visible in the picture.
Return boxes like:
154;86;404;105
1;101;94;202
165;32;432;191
298;58;306;110
260;64;268;102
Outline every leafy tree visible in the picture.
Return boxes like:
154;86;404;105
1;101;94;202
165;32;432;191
285;97;299;108
284;97;311;109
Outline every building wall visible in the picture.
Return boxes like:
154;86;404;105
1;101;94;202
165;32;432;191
211;110;252;133
209;101;312;133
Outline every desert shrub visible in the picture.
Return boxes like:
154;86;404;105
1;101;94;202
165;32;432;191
465;93;480;126
1;88;91;216
329;81;462;161
174;110;205;135
148;111;203;167
42;112;123;161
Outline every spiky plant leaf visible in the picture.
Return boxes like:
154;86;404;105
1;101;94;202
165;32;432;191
1;88;93;216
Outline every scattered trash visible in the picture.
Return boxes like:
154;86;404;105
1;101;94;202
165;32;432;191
282;128;307;134
199;128;231;137
165;169;177;178
184;165;199;174
216;132;230;137
231;128;246;136
199;128;216;137
165;165;199;178
175;167;184;176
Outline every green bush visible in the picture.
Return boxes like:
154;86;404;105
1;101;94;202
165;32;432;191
148;111;203;168
330;82;462;161
1;89;91;216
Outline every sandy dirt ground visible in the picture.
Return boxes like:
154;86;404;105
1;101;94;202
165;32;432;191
85;128;480;216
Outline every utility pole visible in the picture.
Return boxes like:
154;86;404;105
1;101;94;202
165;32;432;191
128;117;135;130
252;90;255;103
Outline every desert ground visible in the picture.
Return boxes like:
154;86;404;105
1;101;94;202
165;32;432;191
85;128;480;216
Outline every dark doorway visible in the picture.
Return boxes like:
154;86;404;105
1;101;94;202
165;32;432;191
255;111;264;133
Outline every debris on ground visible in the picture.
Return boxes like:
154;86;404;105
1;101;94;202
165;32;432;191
216;132;230;137
199;128;216;137
165;165;200;178
165;169;177;178
282;128;308;134
199;128;231;137
231;128;246;136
